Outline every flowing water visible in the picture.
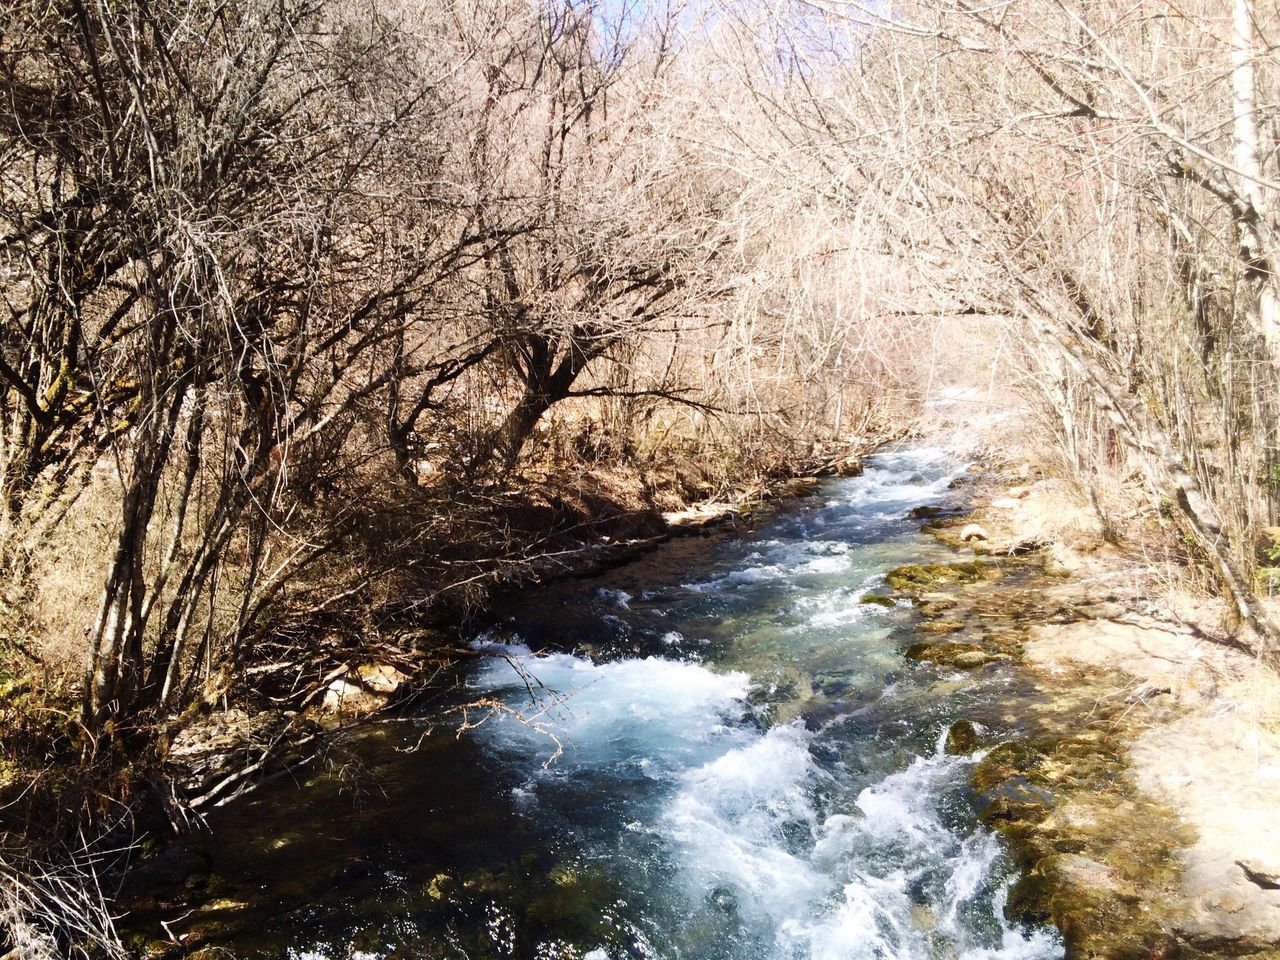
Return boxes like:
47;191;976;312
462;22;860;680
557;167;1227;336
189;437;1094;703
155;450;1064;960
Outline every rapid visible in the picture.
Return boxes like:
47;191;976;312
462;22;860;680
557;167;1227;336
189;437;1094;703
168;449;1065;960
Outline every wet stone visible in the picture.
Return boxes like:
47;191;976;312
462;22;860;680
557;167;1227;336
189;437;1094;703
919;618;965;634
860;593;897;608
945;720;980;755
905;641;1006;669
918;598;958;617
885;561;1003;593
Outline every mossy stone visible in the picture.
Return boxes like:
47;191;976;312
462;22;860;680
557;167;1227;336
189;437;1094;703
860;594;897;608
945;719;979;755
904;642;1002;669
919;619;965;634
972;739;1050;792
918;598;957;617
885;561;1002;593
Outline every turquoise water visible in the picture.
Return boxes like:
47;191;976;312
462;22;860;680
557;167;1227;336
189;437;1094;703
154;450;1062;960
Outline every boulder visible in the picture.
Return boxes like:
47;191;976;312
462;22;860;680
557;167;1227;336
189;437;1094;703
321;663;411;716
885;561;1000;593
905;641;1007;669
946;720;980;755
859;593;897;608
908;505;946;520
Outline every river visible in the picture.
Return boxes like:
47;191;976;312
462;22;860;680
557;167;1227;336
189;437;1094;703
161;449;1064;960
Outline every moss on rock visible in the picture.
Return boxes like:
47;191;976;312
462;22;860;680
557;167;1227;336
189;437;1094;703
859;593;897;608
886;561;1002;592
919;618;966;634
945;719;979;755
918;598;958;617
905;641;1007;669
901;515;1225;958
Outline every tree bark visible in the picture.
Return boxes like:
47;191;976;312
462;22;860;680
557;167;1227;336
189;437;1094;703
1228;0;1278;360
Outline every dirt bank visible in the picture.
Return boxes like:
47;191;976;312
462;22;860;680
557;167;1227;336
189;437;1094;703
898;472;1280;958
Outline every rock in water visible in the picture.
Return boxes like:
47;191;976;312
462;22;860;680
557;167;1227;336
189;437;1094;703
960;523;989;542
945;719;979;755
860;593;897;608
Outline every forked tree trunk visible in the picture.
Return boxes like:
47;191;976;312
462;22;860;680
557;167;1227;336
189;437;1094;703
484;339;597;473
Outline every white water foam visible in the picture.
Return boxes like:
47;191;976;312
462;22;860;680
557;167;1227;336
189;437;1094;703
595;588;633;609
464;450;1059;960
829;448;961;515
664;724;828;912
659;728;1060;960
789;575;901;632
684;541;856;593
468;641;752;776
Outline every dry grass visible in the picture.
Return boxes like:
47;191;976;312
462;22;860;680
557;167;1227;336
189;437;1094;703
17;478;121;682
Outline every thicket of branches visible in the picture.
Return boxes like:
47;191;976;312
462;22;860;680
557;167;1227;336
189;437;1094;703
0;0;912;765
1;0;1276;784
712;0;1280;650
5;0;1280;953
0;3;926;948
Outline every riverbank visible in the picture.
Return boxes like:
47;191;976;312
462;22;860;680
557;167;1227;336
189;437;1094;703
895;470;1280;957
109;447;1069;960
157;445;870;806
27;442;1280;960
0;435;875;959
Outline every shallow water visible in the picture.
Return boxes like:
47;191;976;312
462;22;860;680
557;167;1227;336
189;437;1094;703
157;450;1063;960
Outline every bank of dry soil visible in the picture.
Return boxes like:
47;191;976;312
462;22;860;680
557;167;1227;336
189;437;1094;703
907;475;1280;958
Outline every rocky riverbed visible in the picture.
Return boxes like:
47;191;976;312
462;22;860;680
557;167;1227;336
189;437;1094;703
115;455;1280;960
897;473;1280;958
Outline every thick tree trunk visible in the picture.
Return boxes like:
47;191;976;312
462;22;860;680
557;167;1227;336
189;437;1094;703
484;337;597;473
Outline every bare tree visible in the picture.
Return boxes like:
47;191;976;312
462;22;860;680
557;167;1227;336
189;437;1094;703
714;0;1280;650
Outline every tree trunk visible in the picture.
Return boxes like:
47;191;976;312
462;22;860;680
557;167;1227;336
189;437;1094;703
484;336;597;473
1231;0;1280;362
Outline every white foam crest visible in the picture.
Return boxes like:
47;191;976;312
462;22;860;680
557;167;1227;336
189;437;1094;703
684;563;785;592
830;448;962;513
686;541;856;593
663;724;828;909
753;743;1060;960
790;575;897;630
796;555;852;576
802;540;851;556
468;646;752;769
943;830;1005;926
790;588;869;630
595;587;632;609
957;926;1065;960
854;752;961;847
783;870;923;959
